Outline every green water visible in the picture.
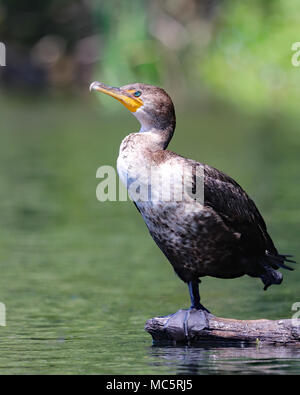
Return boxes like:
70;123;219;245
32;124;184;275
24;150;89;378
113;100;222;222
0;96;299;374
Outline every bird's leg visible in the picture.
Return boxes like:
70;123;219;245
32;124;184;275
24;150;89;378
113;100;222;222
188;281;210;313
162;281;211;340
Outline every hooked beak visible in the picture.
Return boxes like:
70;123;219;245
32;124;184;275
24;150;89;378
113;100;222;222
90;81;143;113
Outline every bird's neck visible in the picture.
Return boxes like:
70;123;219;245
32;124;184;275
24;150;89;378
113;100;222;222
117;124;175;193
138;128;174;152
138;124;175;151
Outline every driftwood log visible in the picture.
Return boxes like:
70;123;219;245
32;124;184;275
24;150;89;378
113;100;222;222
145;309;300;346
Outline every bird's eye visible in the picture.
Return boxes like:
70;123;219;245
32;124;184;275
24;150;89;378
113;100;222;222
134;91;142;97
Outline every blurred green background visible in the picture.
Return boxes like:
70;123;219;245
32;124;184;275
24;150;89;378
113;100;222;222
0;0;299;375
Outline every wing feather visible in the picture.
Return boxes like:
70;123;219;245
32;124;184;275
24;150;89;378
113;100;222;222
203;164;276;256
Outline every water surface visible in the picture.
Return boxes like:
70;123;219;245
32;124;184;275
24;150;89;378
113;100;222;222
0;97;299;374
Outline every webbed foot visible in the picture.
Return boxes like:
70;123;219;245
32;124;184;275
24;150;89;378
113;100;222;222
162;307;212;341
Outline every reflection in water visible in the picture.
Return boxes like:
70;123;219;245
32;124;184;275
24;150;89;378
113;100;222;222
148;344;300;375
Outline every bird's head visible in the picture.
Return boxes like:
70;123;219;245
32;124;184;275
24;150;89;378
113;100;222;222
90;82;176;133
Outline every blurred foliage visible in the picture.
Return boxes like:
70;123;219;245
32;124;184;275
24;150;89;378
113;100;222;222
0;0;300;115
0;0;95;91
91;0;160;86
91;0;300;116
201;0;300;116
91;0;218;102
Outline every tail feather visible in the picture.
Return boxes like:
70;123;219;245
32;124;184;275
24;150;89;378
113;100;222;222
266;257;294;271
277;254;296;263
265;251;295;271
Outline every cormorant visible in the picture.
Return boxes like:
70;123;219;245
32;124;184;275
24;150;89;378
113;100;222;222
90;81;294;319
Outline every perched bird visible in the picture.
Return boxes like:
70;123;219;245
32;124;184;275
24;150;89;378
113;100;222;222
90;81;294;321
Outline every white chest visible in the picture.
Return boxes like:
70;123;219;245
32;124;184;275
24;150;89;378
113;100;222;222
116;135;149;188
116;133;204;211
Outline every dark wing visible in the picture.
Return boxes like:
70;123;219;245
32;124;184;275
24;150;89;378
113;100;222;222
203;164;295;275
203;164;276;257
